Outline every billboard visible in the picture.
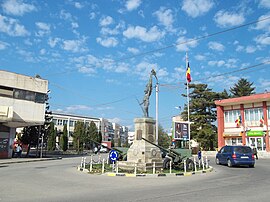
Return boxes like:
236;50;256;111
174;122;189;140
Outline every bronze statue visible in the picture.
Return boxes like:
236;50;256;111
140;69;156;117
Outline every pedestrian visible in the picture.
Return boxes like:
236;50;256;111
197;149;202;161
252;145;258;160
16;144;22;158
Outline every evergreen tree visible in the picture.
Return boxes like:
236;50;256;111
85;121;100;149
158;125;171;149
21;126;39;157
60;124;68;151
73;121;86;152
182;83;218;150
47;122;56;151
229;78;255;97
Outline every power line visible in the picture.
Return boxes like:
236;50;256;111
44;16;270;77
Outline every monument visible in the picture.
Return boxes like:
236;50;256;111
118;69;163;172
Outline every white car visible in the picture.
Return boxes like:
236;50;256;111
99;146;108;153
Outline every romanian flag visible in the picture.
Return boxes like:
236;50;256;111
235;115;242;127
260;116;264;126
186;62;191;83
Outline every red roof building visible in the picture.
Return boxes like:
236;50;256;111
215;92;270;152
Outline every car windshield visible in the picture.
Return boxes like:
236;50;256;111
233;147;252;154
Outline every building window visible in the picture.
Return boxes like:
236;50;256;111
0;86;13;97
63;120;68;125
35;93;46;103
224;110;240;123
52;119;57;124
57;119;63;126
244;108;263;121
69;120;74;127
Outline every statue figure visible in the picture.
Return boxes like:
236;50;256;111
140;69;156;117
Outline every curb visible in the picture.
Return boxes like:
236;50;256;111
78;166;214;177
0;157;62;165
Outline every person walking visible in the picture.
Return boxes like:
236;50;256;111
252;145;258;160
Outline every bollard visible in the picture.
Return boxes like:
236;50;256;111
169;160;172;174
202;156;205;171
102;159;105;174
107;155;109;165
134;163;137;175
193;156;197;172
206;156;208;169
98;155;101;163
116;161;119;174
198;158;201;169
112;161;115;172
80;157;83;168
90;155;93;172
184;159;187;173
83;157;86;169
153;162;156;174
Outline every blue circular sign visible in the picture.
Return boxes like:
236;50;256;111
109;150;119;162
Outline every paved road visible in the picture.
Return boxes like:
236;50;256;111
1;156;270;202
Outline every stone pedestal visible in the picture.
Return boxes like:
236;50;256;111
118;117;163;172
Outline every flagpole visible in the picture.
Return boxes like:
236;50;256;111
186;52;191;150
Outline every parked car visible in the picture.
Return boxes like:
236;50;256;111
216;145;255;168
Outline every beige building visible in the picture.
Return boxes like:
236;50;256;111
0;71;48;158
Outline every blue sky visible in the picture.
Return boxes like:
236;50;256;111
1;0;270;132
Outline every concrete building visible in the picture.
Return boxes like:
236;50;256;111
51;112;101;146
215;92;270;153
0;71;48;158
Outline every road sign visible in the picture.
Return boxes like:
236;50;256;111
109;150;119;162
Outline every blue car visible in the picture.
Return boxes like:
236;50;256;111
216;145;255;168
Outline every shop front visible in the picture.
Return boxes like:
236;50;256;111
223;132;243;146
246;131;266;151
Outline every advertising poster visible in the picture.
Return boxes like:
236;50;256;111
174;122;189;140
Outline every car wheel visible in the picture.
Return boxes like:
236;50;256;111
249;164;255;168
227;159;232;167
215;158;220;165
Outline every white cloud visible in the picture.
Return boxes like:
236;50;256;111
40;48;46;55
60;10;73;21
175;36;198;52
259;0;270;8
99;16;114;27
115;62;129;73
255;34;270;45
96;37;118;47
0;41;9;50
208;60;225;67
123;25;164;42
35;22;50;37
236;45;244;52
66;105;92;112
225;58;238;68
153;7;174;31
89;12;96;20
62;38;87;53
125;0;141;11
246;45;257;53
208;41;225;51
74;2;84;9
100;22;124;35
0;15;29;36
254;14;270;32
195;54;206;61
2;0;36;16
127;47;139;54
214;10;245;28
108;117;121;123
78;66;96;74
182;0;214;18
71;22;79;29
48;37;60;48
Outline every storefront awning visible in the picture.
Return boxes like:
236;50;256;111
223;132;242;137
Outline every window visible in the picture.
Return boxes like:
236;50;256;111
35;93;46;103
69;120;74;127
0;86;13;97
25;91;35;101
57;119;63;126
245;108;263;121
63;120;68;125
224;110;240;123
